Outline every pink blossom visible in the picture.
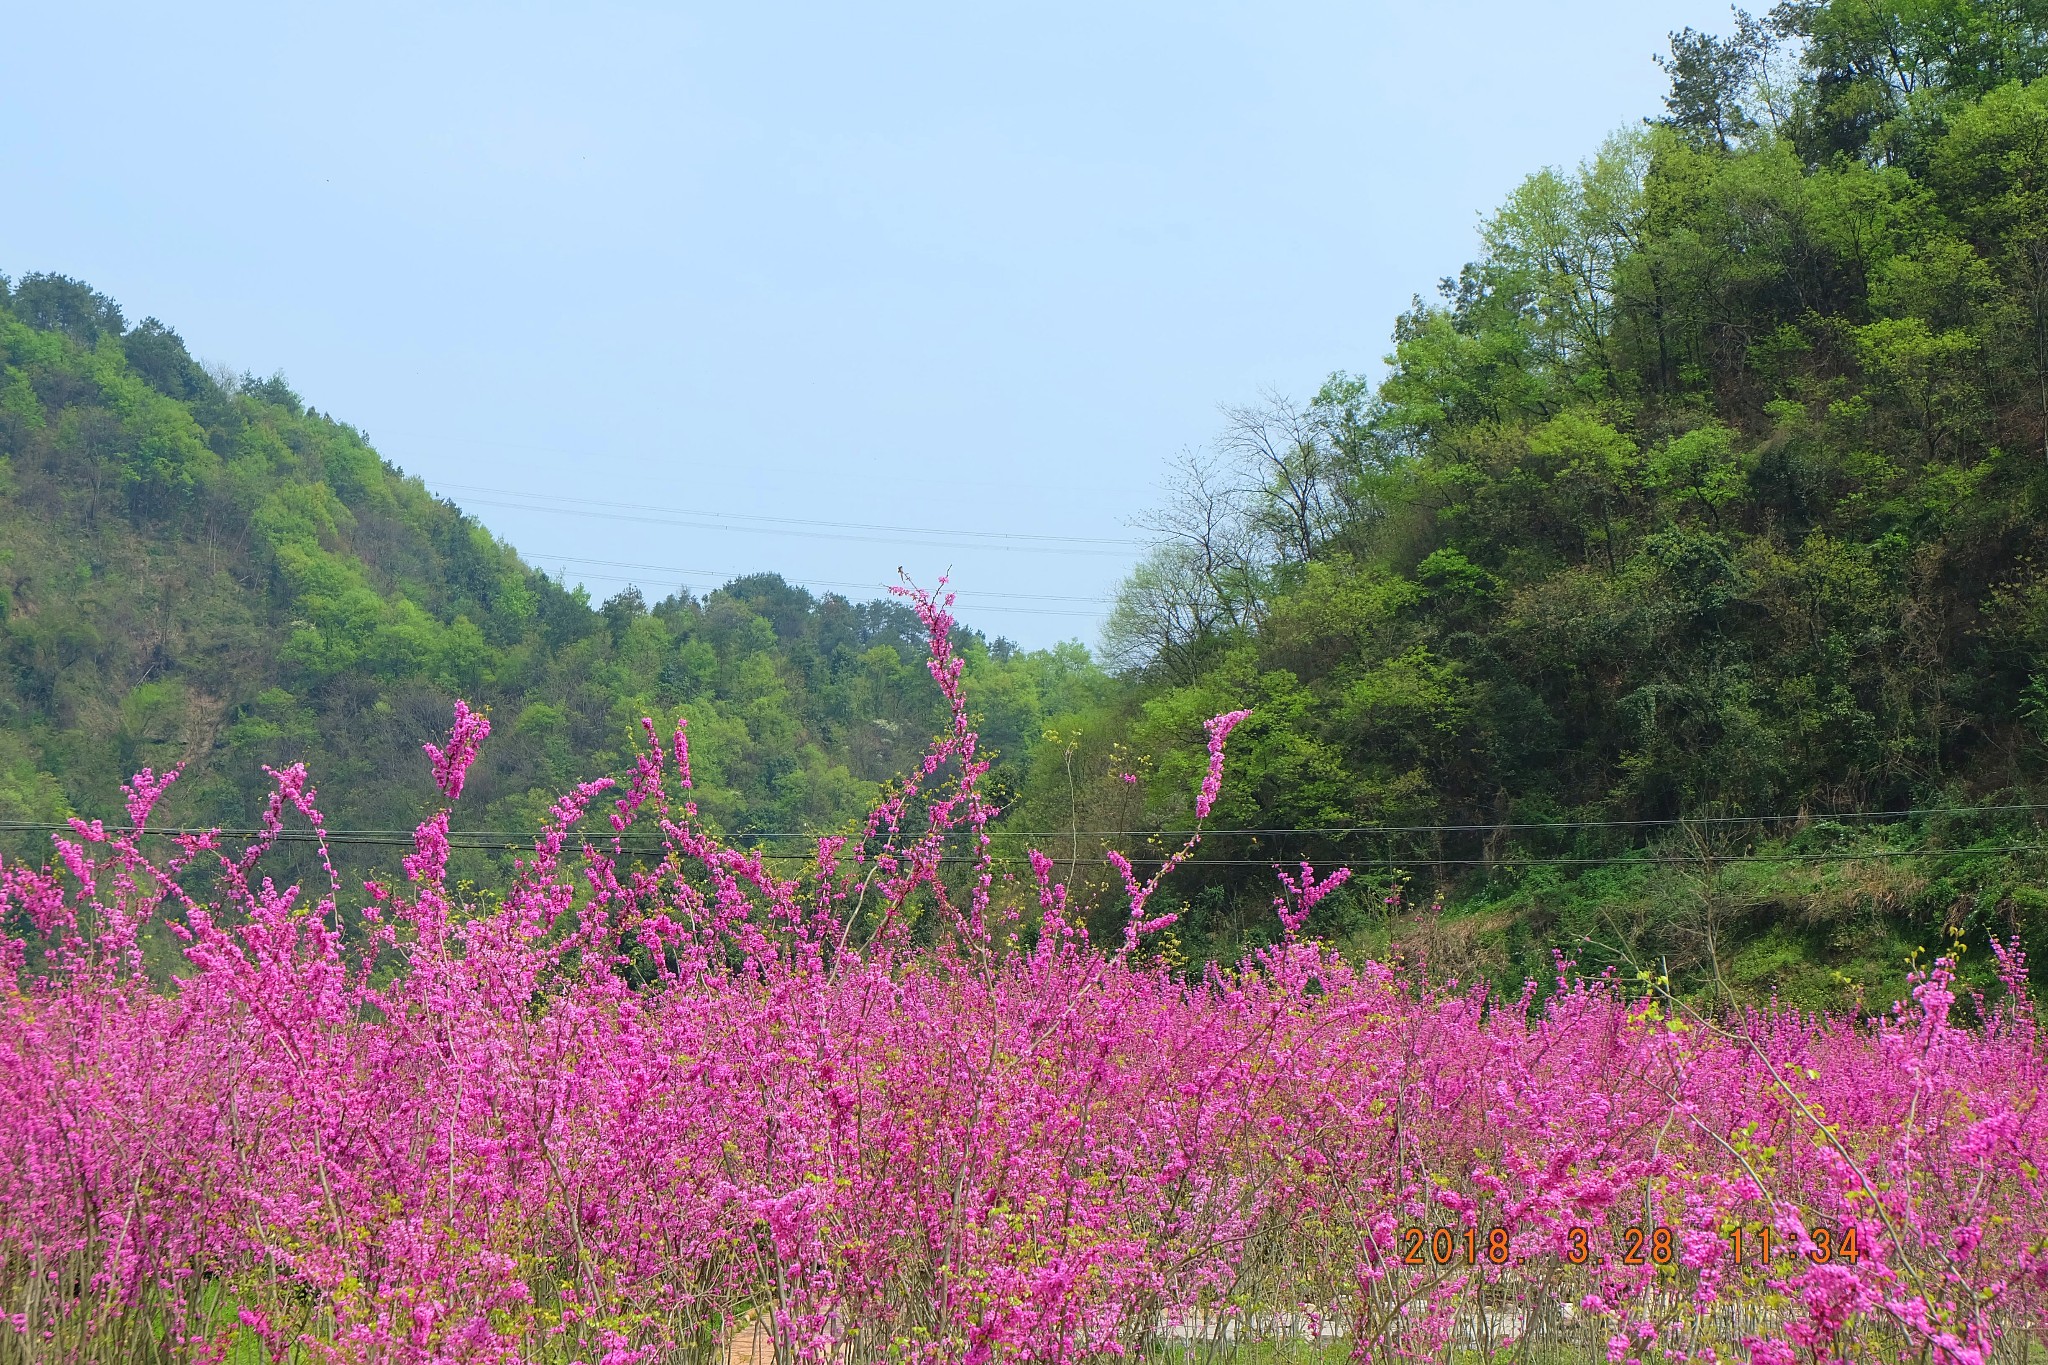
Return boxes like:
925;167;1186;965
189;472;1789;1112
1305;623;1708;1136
0;586;2033;1365
1195;709;1250;820
421;699;491;800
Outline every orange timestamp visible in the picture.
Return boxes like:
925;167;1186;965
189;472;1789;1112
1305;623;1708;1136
1396;1224;1861;1266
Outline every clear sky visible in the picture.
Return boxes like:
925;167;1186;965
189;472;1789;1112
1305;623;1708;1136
1;0;1730;648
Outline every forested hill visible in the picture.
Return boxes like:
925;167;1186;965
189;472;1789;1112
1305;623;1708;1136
1053;0;2048;999
0;274;1105;852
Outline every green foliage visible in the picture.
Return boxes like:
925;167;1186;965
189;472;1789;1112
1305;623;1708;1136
24;6;2048;1005
0;281;1092;872
1072;4;2048;999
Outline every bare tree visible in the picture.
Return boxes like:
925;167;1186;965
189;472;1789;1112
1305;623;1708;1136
1100;543;1229;678
1107;381;1377;672
1216;389;1346;566
1132;447;1265;625
1102;450;1265;676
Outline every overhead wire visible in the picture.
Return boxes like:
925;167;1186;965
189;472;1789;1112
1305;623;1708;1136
4;799;2045;868
426;480;1145;548
550;565;1104;618
6;799;2004;843
528;552;1116;606
441;490;1138;559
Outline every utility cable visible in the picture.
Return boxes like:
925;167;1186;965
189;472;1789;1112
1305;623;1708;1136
530;552;1117;606
4;824;2044;869
442;490;1138;558
553;565;1105;617
5;801;2045;842
423;478;1145;548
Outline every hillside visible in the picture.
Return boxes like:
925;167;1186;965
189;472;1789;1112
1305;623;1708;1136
1027;0;2048;1002
0;274;1106;874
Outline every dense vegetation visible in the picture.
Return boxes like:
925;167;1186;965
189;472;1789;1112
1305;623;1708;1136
17;7;2048;1361
14;0;2048;1007
3;595;2038;1365
1048;0;2048;999
0;280;1103;867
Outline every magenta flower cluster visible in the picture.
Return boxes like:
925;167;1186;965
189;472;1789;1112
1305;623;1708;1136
1;585;2042;1364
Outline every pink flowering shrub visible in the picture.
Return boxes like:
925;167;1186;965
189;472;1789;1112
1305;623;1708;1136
1;583;2044;1365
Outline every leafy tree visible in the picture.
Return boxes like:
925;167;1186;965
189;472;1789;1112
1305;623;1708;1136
8;274;124;344
1083;0;2048;990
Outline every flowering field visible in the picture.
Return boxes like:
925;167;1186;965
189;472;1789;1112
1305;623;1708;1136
1;587;2043;1365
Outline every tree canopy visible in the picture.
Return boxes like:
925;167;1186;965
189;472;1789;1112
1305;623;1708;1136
1067;0;2048;998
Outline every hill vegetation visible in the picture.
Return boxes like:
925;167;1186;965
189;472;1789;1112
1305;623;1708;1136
1019;0;2048;1001
14;0;2048;1007
14;9;2048;1359
0;279;1104;873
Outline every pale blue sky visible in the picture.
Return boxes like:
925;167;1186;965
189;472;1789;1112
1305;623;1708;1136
1;1;1728;647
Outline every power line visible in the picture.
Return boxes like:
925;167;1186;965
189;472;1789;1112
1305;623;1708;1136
699;800;2048;840
551;565;1105;618
1076;847;2048;867
5;823;2045;869
429;482;1143;556
531;552;1117;606
2;839;2039;868
925;801;2048;840
6;803;2044;845
412;468;1144;547
8;802;2039;843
